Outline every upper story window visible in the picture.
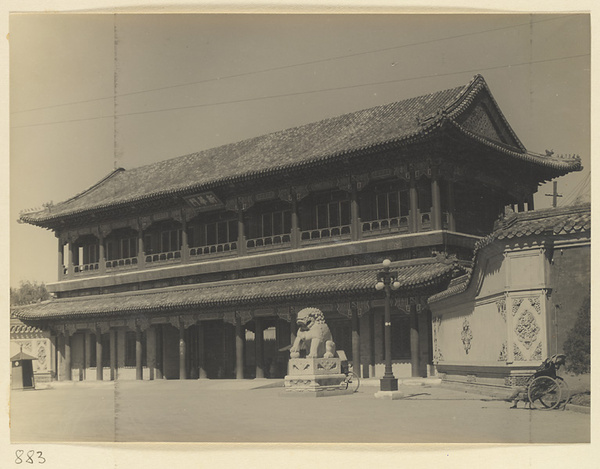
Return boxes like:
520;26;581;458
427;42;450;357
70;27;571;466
106;236;137;261
316;201;350;229
362;190;409;221
81;244;100;264
72;235;100;272
417;178;433;213
300;191;350;231
143;221;182;255
247;210;291;239
189;219;238;247
161;229;181;253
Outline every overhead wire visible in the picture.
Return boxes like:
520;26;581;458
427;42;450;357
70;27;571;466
561;171;590;202
560;172;591;206
10;14;575;115
10;52;590;130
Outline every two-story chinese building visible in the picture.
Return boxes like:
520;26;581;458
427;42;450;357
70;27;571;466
12;74;581;385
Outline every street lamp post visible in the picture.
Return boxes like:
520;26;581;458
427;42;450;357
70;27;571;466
376;259;400;392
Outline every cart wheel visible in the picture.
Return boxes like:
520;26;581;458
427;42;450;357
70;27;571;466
528;376;562;410
346;372;360;393
556;377;571;408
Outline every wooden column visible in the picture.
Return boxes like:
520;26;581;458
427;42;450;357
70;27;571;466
117;329;126;374
64;332;72;381
198;322;207;379
527;194;535;211
56;334;63;381
237;210;246;256
368;313;376;378
137;228;145;268
84;331;92;380
63;331;72;381
291;198;300;249
410;302;421;378
179;321;187;380
446;179;456;231
351;307;361;374
360;313;375;378
222;322;233;379
409;178;419;233
431;174;442;230
57;334;65;381
98;234;106;274
235;316;245;379
147;326;156;381
95;327;103;381
67;242;74;279
160;324;169;379
135;325;143;380
155;325;163;380
351;185;361;241
255;318;265;379
57;239;65;280
109;328;116;380
181;216;190;262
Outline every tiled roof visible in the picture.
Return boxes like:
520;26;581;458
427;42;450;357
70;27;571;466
491;203;590;241
10;324;45;334
428;204;591;303
11;351;39;362
10;318;46;334
12;260;462;321
20;74;580;226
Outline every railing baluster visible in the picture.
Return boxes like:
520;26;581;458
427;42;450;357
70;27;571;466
245;233;292;252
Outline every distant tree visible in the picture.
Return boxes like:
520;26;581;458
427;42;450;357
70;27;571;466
10;281;50;306
563;296;591;375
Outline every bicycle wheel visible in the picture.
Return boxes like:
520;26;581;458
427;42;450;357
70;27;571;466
346;371;360;393
528;376;562;410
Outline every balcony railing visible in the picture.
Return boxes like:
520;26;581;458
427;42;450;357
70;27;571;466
420;212;432;231
145;250;181;264
246;234;291;251
190;242;237;257
61;212;457;280
106;257;138;271
300;225;351;245
442;212;450;230
74;263;100;274
362;216;409;237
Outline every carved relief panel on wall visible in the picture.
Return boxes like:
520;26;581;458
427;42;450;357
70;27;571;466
509;295;545;362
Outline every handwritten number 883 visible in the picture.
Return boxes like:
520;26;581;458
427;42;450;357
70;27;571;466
15;450;45;464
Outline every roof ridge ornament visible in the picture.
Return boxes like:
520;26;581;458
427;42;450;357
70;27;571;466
418;74;485;127
432;250;458;265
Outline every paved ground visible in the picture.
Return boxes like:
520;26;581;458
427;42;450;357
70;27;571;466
10;379;590;443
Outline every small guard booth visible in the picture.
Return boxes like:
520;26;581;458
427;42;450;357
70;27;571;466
11;349;38;390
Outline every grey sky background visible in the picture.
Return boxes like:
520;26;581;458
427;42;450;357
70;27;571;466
9;13;590;287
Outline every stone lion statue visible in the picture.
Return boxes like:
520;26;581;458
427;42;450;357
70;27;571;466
290;307;336;359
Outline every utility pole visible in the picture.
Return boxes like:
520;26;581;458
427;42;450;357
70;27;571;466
545;181;563;208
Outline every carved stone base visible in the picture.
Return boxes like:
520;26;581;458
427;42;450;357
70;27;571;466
284;357;350;397
287;357;342;375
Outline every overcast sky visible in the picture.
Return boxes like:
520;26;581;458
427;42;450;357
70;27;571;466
9;13;590;287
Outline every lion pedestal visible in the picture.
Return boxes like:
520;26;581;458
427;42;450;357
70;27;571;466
284;357;348;396
283;307;351;397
